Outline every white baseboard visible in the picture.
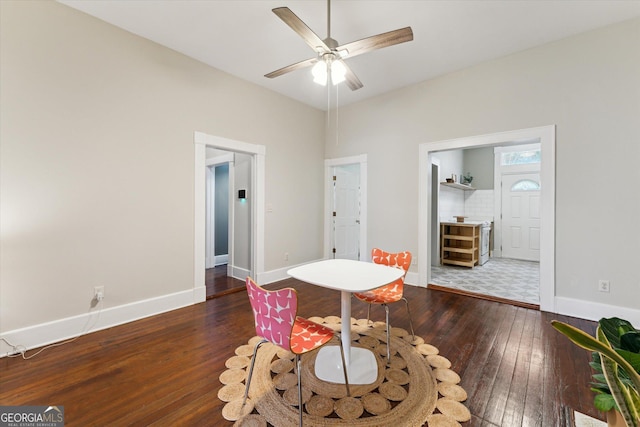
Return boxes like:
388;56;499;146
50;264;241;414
554;296;640;325
215;254;229;266
228;264;250;282
1;288;201;358
405;271;422;287
259;260;325;285
0;263;307;358
409;276;639;324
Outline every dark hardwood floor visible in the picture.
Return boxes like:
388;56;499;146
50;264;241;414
0;280;601;426
206;264;244;299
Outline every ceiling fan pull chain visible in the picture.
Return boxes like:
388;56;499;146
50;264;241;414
326;76;332;130
335;83;340;146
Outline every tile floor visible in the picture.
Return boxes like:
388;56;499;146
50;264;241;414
430;257;540;305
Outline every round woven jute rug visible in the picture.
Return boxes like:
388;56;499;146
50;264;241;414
219;317;470;427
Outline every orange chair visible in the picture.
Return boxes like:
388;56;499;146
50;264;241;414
242;277;350;426
353;248;415;364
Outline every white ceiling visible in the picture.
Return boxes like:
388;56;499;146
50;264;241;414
59;0;640;111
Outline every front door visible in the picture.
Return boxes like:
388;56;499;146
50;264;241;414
332;164;360;260
501;172;541;261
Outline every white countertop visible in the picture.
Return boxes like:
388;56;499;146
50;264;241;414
441;220;486;226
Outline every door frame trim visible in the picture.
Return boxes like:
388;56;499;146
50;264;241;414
194;131;265;302
324;155;368;261
418;125;555;312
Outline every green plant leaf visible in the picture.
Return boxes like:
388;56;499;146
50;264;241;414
600;317;636;349
594;392;616;412
551;320;640;392
598;329;639;427
551;319;640;426
622;331;640;353
591;373;608;385
619;348;640;374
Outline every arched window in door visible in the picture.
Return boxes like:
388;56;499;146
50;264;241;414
511;179;540;192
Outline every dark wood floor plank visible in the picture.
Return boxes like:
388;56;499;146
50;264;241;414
464;304;518;418
479;305;526;424
206;265;245;298
0;280;603;426
521;308;545;427
501;308;536;426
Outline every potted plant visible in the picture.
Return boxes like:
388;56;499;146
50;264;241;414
462;172;473;185
551;317;640;427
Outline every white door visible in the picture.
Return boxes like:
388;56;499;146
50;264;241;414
501;173;541;261
332;164;360;260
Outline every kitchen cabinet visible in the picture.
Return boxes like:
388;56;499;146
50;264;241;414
440;222;480;267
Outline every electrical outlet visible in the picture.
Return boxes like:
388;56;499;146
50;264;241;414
94;286;105;301
598;280;610;293
284;252;289;261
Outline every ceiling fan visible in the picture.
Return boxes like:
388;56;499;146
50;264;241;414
265;0;413;90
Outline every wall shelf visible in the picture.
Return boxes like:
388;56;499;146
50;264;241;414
440;182;475;191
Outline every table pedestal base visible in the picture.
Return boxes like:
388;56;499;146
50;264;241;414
314;346;377;385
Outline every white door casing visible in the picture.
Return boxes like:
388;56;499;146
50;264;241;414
194;132;265;302
501;172;541;261
418;125;555;312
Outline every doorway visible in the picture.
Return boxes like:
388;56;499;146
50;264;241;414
324;155;368;260
429;143;542;306
418;126;556;312
206;153;233;270
205;151;244;298
193;132;266;303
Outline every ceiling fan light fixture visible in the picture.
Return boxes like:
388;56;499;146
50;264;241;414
330;60;346;84
267;3;413;91
312;61;328;85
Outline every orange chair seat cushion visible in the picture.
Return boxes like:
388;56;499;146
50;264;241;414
291;316;335;354
353;249;411;305
354;282;404;304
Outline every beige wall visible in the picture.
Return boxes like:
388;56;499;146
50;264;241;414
2;0;639;348
0;1;325;334
326;18;640;313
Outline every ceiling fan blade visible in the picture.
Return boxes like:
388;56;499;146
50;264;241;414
340;60;363;91
265;57;318;79
338;27;413;59
272;7;330;53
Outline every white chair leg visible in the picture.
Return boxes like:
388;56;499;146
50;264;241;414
242;338;267;408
